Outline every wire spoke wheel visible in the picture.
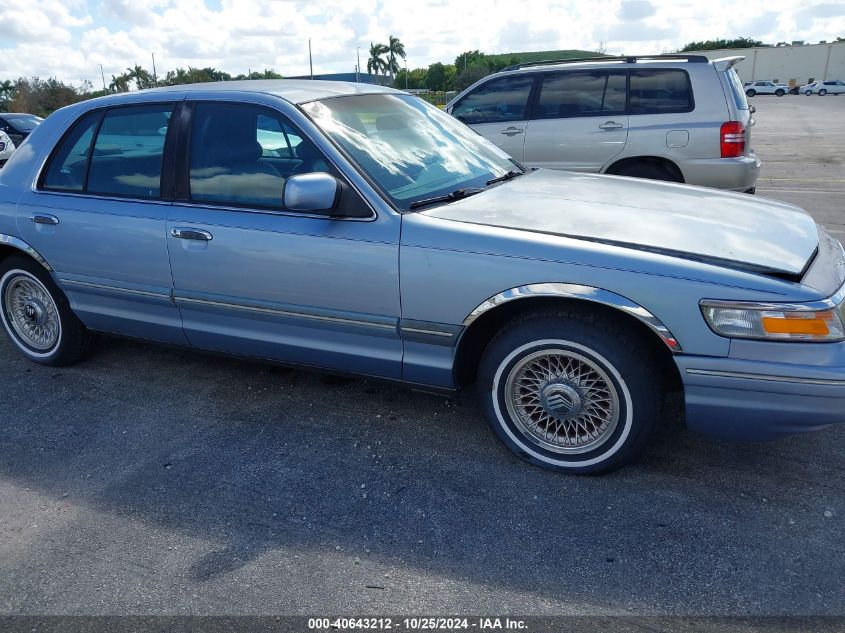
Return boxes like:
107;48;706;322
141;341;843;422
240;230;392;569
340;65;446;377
505;348;620;454
3;272;61;352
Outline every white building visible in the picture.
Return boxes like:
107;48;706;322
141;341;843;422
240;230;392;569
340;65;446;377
691;41;845;87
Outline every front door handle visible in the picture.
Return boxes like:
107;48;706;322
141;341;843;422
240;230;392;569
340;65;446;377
598;121;624;130
31;214;59;226
501;126;524;136
171;227;213;241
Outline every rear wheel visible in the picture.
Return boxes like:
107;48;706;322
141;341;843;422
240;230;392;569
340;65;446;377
745;89;756;97
477;310;662;474
0;256;93;366
805;90;813;95
819;89;828;96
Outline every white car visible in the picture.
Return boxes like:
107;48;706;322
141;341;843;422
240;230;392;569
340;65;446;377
0;130;15;167
743;80;789;97
800;80;845;96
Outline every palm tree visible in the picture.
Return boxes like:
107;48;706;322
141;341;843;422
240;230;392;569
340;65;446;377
385;35;406;85
109;73;131;93
126;64;153;90
367;42;388;78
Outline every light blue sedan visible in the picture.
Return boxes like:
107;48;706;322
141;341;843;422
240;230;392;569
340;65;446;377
0;81;843;473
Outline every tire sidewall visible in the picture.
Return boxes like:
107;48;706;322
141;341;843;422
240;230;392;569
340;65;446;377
0;266;64;361
488;338;634;470
819;89;827;96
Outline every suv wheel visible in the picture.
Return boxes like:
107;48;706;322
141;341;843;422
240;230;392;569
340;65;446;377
477;310;662;474
0;256;94;366
819;89;828;96
775;89;785;97
745;89;756;97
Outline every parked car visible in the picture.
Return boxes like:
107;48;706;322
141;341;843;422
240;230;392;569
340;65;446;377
800;80;845;95
743;80;790;96
446;54;760;192
0;131;14;167
0;113;43;147
0;81;843;474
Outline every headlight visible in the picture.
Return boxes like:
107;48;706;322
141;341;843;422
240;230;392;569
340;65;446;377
701;297;845;342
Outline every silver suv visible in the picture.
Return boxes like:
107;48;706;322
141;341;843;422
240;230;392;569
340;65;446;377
446;54;760;192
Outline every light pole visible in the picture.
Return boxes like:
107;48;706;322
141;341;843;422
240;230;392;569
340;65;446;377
309;38;314;80
99;64;107;92
404;57;408;89
151;52;157;85
356;47;361;83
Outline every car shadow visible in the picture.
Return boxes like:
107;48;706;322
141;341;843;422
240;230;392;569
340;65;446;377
0;336;843;614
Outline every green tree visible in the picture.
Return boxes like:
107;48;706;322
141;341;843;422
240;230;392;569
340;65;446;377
8;76;87;116
0;79;15;111
125;64;154;90
367;42;388;79
454;50;487;73
109;73;131;93
385;35;406;84
455;62;489;91
680;37;767;51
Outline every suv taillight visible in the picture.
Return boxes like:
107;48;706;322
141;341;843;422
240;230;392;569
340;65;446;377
720;121;746;158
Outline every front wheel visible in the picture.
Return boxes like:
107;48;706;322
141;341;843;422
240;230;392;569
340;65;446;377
0;256;94;366
819;89;828;96
477;310;662;474
775;89;785;97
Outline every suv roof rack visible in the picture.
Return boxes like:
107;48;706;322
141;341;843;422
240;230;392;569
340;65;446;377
499;54;710;73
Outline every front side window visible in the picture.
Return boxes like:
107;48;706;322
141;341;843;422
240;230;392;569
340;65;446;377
451;75;534;124
86;105;173;198
189;103;330;209
629;69;693;114
535;71;626;118
41;111;101;192
303;94;519;211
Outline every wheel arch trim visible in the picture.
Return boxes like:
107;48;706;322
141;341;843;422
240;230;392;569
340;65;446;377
462;283;682;351
0;234;53;271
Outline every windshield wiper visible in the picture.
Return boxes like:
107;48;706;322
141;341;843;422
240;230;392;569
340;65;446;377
409;187;484;210
486;170;524;186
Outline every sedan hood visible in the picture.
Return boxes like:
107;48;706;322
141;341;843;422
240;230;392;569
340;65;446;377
423;170;819;276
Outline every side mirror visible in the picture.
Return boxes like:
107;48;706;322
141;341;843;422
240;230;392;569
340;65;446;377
283;172;340;213
749;104;756;114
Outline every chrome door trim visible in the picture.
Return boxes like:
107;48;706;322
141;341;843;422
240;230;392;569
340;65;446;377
685;368;845;387
463;282;682;351
0;233;53;271
60;279;172;300
174;296;397;331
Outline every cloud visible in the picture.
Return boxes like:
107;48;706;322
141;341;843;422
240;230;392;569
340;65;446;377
618;0;656;21
0;0;843;86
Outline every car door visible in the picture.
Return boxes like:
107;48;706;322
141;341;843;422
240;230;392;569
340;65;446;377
16;102;187;344
166;99;402;379
449;74;536;162
521;70;628;172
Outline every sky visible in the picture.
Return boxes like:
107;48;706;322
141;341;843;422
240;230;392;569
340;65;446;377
0;0;843;87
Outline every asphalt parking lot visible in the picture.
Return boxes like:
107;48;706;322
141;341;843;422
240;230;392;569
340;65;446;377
1;96;844;618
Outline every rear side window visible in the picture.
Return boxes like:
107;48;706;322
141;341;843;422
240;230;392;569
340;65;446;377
724;68;749;111
535;71;626;118
452;75;534;124
629;70;693;115
86;105;173;198
41;111;101;192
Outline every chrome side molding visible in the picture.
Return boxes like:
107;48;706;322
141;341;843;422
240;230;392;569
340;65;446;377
0;233;53;271
463;282;682;351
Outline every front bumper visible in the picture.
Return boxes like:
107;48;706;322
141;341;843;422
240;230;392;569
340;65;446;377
676;351;845;441
682;152;761;192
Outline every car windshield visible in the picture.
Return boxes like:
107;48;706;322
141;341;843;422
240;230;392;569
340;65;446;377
301;94;521;211
5;115;43;130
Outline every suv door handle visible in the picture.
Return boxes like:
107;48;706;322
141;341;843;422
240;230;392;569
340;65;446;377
171;227;213;241
31;214;59;226
501;126;524;136
598;121;624;130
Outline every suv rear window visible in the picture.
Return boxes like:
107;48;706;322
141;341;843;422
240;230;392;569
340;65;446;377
724;68;749;111
628;69;693;114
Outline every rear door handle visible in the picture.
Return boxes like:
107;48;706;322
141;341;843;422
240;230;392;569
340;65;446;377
31;214;59;226
598;121;624;130
171;227;213;241
501;126;524;136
